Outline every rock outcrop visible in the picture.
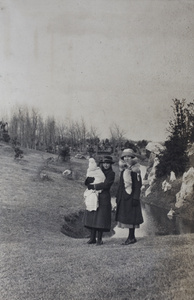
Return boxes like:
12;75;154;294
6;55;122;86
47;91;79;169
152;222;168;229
175;167;194;208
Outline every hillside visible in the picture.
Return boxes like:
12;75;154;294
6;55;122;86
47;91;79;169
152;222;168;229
0;142;194;300
0;142;88;234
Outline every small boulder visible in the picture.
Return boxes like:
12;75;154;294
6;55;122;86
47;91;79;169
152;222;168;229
170;171;176;182
162;180;172;192
63;169;72;176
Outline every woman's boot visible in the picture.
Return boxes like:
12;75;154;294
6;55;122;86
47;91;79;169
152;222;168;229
122;228;136;245
96;230;103;246
87;229;96;244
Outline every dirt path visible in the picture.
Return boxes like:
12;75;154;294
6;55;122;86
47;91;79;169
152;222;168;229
0;144;194;299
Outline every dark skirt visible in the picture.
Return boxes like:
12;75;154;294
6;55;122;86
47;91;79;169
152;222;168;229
115;195;144;226
84;202;112;232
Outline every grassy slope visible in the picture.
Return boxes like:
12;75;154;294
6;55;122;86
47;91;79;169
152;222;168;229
0;143;194;300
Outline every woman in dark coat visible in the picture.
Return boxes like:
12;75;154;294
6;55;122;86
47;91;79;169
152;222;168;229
115;148;144;245
84;156;115;246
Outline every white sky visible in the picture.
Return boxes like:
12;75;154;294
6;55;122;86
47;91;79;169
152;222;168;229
0;0;194;141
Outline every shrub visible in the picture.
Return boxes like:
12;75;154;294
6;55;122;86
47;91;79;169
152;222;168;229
2;133;10;143
58;146;70;162
14;147;24;159
156;135;189;177
156;99;193;178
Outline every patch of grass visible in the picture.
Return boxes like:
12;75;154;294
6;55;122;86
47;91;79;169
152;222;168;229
1;142;194;300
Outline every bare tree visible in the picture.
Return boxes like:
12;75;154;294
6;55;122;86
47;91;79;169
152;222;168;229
9;106;41;149
87;125;100;154
79;118;87;151
67;121;77;150
31;108;39;149
55;122;68;145
44;116;56;152
18;107;25;147
66;118;88;152
109;123;126;153
87;125;99;141
9;113;19;141
36;115;45;150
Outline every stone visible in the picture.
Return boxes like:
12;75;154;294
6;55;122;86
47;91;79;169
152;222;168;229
175;167;194;208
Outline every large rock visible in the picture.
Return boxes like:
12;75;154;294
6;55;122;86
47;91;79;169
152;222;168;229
175;167;194;208
188;143;194;167
188;143;194;156
146;142;165;155
147;157;159;186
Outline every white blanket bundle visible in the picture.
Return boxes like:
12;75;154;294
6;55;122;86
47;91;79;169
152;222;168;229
84;158;105;211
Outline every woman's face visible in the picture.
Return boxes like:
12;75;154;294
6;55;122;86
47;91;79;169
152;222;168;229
103;163;111;169
123;155;132;164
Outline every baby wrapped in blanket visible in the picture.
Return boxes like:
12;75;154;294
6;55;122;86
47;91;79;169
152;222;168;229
84;158;105;211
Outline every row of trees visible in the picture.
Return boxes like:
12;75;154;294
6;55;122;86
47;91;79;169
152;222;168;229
2;106;143;155
3;99;193;176
156;99;194;177
7;107;99;152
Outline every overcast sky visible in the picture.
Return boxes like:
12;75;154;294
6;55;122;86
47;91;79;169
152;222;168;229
0;0;194;142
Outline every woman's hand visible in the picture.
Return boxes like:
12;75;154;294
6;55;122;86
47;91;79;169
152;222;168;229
84;177;95;186
87;184;95;190
111;197;117;211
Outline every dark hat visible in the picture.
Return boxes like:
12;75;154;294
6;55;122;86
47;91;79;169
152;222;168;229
100;155;114;164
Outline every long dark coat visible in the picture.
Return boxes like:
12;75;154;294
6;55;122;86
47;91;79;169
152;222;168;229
115;170;144;226
84;166;115;232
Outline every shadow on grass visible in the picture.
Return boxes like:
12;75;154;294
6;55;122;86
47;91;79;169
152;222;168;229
61;210;116;239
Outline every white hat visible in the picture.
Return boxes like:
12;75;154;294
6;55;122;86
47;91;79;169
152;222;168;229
121;148;135;158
